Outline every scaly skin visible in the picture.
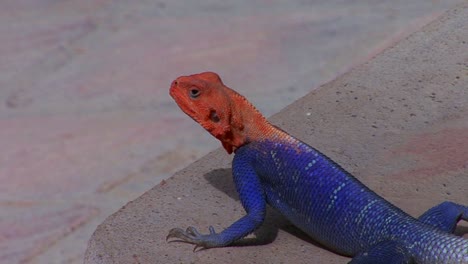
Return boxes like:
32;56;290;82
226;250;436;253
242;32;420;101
167;72;468;263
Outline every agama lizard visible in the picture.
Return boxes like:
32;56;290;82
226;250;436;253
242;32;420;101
167;72;468;263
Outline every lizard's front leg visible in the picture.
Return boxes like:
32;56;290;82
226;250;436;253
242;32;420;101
167;151;266;249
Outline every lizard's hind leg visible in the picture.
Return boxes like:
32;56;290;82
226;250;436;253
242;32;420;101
418;201;468;234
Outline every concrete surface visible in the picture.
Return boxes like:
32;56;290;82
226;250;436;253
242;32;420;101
1;1;465;263
84;3;468;264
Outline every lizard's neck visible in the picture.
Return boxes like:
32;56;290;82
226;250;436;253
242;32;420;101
219;89;279;154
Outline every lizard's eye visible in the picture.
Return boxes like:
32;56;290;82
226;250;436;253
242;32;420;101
189;88;200;99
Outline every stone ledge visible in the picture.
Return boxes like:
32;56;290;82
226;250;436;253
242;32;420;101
85;3;468;263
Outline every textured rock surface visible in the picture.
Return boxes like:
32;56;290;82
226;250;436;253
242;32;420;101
85;3;468;264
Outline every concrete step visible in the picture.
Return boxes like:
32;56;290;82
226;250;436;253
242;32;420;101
85;3;468;263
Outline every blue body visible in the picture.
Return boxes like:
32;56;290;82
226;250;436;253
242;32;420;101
230;138;467;263
170;135;468;263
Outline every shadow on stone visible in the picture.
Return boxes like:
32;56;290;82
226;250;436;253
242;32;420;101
455;225;468;237
203;168;329;250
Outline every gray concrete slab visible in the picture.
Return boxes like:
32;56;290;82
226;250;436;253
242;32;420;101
85;3;468;263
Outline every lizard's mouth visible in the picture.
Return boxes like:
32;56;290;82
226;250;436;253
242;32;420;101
169;85;200;121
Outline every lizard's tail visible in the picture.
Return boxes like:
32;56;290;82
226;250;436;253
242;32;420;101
411;229;468;264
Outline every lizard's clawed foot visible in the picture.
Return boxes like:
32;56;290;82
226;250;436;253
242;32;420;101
166;226;221;251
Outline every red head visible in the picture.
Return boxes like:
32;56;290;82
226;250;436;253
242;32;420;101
170;72;271;153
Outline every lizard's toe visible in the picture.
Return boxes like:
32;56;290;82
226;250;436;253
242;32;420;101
166;227;198;243
166;226;222;249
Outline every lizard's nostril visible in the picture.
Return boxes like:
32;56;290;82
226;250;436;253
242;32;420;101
172;80;178;87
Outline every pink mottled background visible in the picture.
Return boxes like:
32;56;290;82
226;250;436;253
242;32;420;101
0;0;462;263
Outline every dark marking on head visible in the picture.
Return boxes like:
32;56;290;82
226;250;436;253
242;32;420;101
210;110;220;123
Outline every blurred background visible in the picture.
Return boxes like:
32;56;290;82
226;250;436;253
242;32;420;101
0;0;463;263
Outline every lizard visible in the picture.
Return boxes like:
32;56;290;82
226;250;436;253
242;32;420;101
166;71;468;263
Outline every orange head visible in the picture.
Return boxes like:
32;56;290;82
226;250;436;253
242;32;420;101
170;72;271;154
